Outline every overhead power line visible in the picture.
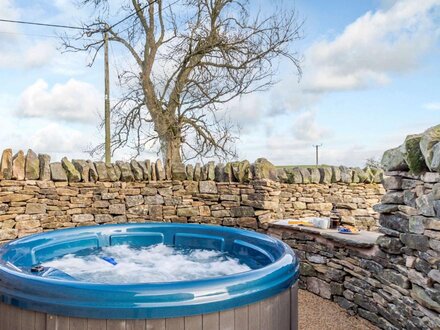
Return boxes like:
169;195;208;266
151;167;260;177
0;18;84;30
109;0;159;30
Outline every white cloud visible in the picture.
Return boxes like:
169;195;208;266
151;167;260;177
29;122;92;153
424;102;440;110
303;0;440;92
292;110;331;141
0;0;20;36
17;79;102;122
24;42;56;68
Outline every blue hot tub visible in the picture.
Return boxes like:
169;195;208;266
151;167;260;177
0;223;299;330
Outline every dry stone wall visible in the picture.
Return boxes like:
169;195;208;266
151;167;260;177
0;178;384;243
0;148;385;243
279;183;383;230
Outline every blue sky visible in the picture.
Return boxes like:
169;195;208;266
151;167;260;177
0;0;440;166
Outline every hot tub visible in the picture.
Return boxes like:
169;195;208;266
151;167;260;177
0;223;299;330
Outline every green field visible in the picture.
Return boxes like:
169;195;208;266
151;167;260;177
276;164;332;169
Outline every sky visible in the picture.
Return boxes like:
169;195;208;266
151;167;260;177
0;0;439;166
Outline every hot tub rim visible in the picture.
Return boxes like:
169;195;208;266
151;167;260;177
0;223;299;319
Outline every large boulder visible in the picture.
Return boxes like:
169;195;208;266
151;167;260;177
381;146;408;171
155;160;166;181
206;161;216;181
12;150;25;180
61;157;81;182
50;162;67;181
130;160;144;181
193;163;201;181
371;167;384;183
186;164;194;181
339;166;352;183
308;167;320;183
319;167;332;184
286;167;303;183
430;143;440;172
150;162;157;180
402;134;428;174
214;164;226;182
171;163;187;180
87;160;98;182
420;124;440;171
253;158;278;181
0;148;13;179
38;154;51;181
232;160;252;182
224;163;234;182
106;164;119;181
25;149;39;180
116;161;135;182
144;160;152;180
331;166;341;182
72;160;90;182
277;168;288;183
299;168;311;183
353;167;368;183
94;162;109;181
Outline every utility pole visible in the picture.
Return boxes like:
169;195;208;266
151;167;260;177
104;27;111;164
312;144;322;167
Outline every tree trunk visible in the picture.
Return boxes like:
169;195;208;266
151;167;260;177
161;133;182;178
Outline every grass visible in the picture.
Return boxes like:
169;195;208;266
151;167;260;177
276;164;332;169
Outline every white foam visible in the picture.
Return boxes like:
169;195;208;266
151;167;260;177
41;244;251;284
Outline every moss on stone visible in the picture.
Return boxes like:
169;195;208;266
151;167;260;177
403;134;428;174
420;124;440;171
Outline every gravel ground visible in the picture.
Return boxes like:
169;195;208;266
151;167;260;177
299;290;378;330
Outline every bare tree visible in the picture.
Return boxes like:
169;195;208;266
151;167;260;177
65;0;302;171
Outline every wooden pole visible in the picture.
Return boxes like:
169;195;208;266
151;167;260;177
104;29;111;164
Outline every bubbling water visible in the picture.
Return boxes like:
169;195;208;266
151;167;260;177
41;244;251;284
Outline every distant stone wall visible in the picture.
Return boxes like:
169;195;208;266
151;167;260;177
0;149;383;185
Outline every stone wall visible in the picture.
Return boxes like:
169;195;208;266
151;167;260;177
0;149;383;185
0;178;383;243
271;168;440;330
268;221;440;329
279;183;383;230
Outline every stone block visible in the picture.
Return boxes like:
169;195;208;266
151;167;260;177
230;206;254;217
61;157;81;182
382;176;402;190
12;150;25;180
382;191;404;204
145;195;165;205
25;149;39;180
379;213;408;233
50;162;67;182
171;163;187;180
417;195;435;217
377;235;403;254
199;181;217;194
307;277;331;299
130;160;144;181
72;214;94;223
25;203;46;214
126;195;144;207
94;214;113;223
155;160;166;181
109;204;126;215
400;233;429;251
94;162;110;182
0;148;13;179
116;161;134;182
